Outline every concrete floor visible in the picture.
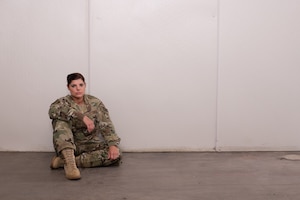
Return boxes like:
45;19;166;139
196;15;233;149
0;152;300;200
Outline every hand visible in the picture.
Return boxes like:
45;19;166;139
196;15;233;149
83;116;95;133
108;145;120;160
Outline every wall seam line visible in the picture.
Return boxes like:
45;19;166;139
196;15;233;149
214;0;221;152
87;0;91;93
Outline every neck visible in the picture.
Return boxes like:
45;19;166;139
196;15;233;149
71;96;84;104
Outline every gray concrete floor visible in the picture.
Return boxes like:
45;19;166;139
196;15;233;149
0;152;300;200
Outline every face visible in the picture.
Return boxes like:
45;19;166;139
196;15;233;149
67;79;86;99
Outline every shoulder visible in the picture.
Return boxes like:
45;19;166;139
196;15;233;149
85;94;103;105
50;95;72;106
85;95;108;111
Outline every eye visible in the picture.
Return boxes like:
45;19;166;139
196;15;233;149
79;83;84;87
71;84;76;88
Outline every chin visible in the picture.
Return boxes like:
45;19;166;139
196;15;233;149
72;95;84;99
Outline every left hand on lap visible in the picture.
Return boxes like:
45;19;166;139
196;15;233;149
108;145;120;160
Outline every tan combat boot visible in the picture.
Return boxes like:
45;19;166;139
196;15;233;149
61;148;81;180
50;156;64;169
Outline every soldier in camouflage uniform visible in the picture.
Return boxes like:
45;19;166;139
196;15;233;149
49;73;121;180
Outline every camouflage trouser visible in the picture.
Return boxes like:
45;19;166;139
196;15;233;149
75;141;122;168
52;121;121;168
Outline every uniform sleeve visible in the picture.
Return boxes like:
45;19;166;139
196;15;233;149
49;98;85;122
98;102;121;147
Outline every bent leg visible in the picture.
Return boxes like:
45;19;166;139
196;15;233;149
52;120;76;154
75;144;122;168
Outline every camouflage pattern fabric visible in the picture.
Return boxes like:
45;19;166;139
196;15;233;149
49;95;121;167
76;143;122;167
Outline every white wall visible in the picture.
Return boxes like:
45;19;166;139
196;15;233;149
89;0;218;151
217;0;300;151
0;0;299;152
0;0;89;151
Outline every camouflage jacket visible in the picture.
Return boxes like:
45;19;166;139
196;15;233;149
49;94;120;147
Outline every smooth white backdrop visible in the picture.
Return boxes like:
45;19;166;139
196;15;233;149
89;0;218;151
0;0;299;152
217;0;300;151
0;0;89;151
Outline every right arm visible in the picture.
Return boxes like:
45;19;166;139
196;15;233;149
49;97;95;132
48;98;85;122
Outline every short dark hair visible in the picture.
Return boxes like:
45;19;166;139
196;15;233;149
67;73;85;86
